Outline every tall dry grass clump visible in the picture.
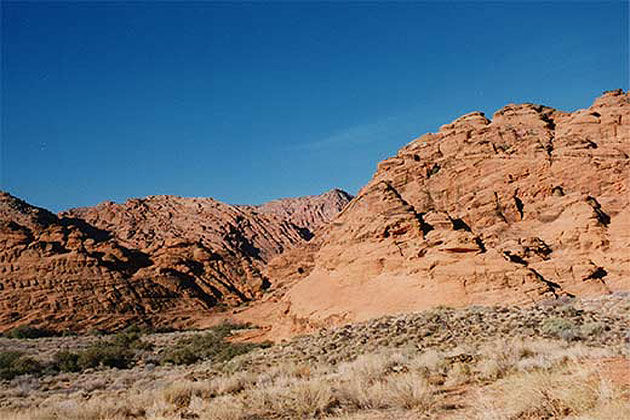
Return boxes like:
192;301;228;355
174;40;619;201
470;363;629;419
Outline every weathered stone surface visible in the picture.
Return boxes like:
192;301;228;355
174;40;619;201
240;189;353;232
3;91;628;338
239;90;630;339
0;190;351;332
0;192;159;331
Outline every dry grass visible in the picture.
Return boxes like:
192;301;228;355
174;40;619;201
2;295;629;419
469;363;630;420
0;395;151;420
2;336;627;420
381;372;434;411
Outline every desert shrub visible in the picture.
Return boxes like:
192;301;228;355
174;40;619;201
338;378;387;409
162;379;253;413
49;331;152;373
163;382;195;409
206;372;255;396
477;358;504;381
557;303;579;317
3;326;58;339
383;372;435;411
580;321;605;337
289;380;336;417
110;330;154;351
0;396;149;420
0;351;45;379
471;366;607;419
201;395;244;420
446;362;471;386
337;353;393;383
542;317;580;341
239;379;336;418
160;347;200;366
53;350;81;373
410;349;446;375
76;343;134;370
160;323;268;366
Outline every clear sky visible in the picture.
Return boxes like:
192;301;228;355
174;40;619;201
2;1;628;212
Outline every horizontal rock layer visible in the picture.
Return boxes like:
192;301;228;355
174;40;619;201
239;89;630;339
0;190;351;332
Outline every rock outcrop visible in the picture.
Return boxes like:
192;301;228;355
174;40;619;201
239;90;630;338
0;190;351;332
240;189;354;232
0;192;160;331
3;91;628;337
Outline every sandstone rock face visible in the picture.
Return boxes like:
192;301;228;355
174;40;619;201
240;189;354;232
0;190;350;332
0;192;161;331
238;189;353;293
246;90;630;337
62;195;309;305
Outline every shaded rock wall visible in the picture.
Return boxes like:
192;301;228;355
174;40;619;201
0;190;351;332
253;90;630;337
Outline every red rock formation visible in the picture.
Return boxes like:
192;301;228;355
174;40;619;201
238;90;630;339
3;91;628;337
240;189;354;232
0;192;163;331
0;190;351;332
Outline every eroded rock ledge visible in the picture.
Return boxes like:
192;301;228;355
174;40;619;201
238;90;630;339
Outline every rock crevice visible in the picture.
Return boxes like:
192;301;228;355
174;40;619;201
244;90;630;339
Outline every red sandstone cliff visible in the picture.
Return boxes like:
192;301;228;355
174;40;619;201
0;190;351;332
236;90;630;339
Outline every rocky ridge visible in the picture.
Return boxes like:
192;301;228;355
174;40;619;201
239;188;354;232
237;90;630;339
0;189;351;332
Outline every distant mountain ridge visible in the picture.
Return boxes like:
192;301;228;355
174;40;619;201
239;188;354;232
0;189;352;332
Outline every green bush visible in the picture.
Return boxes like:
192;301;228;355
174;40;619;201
0;351;45;379
110;330;154;351
50;329;152;373
4;326;57;339
10;356;43;376
208;322;251;339
76;344;134;370
0;351;23;375
50;345;132;372
160;347;200;365
159;322;268;366
88;328;111;336
53;350;81;373
88;324;176;337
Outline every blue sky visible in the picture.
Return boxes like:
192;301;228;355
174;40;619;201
2;1;628;212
